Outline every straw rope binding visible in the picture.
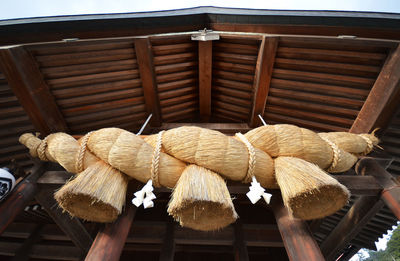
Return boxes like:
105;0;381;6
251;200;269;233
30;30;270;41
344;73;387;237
76;131;93;173
359;135;374;155
320;137;340;172
151;130;164;187
235;132;256;183
37;136;50;161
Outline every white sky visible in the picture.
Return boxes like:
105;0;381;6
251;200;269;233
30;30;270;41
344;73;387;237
1;0;400;20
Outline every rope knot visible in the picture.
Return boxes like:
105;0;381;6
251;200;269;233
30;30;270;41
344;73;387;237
150;130;164;188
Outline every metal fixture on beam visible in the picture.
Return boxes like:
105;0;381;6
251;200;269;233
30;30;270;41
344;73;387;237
191;28;220;41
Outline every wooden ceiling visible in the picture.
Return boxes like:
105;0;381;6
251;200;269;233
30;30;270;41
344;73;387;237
0;7;400;261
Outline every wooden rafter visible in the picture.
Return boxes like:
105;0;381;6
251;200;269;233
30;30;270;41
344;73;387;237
134;37;162;127
0;46;68;135
198;41;213;122
249;36;278;127
350;43;400;133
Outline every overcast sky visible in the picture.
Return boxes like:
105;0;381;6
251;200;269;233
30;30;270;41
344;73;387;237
1;0;400;20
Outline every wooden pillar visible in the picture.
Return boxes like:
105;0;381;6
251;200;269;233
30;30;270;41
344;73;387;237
350;43;400;133
0;46;68;135
85;203;137;261
0;162;45;235
234;220;249;261
134;38;162;127
271;196;325;261
198;41;212;122
12;224;44;261
159;218;175;261
356;157;400;219
249;36;278;127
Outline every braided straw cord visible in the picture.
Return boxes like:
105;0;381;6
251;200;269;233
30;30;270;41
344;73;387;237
359;135;374;156
37;136;50;161
75;131;94;173
320;137;340;172
235;132;256;183
151;130;164;187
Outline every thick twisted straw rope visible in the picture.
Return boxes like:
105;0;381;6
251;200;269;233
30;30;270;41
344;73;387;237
37;136;50;161
150;130;164;187
235;133;256;183
359;135;374;155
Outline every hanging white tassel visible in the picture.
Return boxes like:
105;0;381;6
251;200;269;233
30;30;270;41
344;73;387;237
246;176;272;204
132;180;157;209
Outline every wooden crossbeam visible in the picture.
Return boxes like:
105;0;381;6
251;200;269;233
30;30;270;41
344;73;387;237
271;196;325;261
134;38;162;127
198;41;213;122
320;196;384;260
249;36;278;127
350;43;400;133
356;157;400;219
0;46;68;135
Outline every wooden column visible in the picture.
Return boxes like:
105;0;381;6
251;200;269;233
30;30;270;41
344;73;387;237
159;218;175;261
198;41;212;122
0;162;45;235
271;196;325;261
234;220;249;261
12;224;44;261
134;38;162;127
350;43;400;133
0;46;68;135
356;157;400;219
249;36;278;127
85;203;137;261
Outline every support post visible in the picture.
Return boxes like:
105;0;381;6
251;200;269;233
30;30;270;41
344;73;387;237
134;38;162;127
159;218;175;261
249;36;278;127
271;196;325;261
0;46;68;135
234;220;249;261
198;41;212;122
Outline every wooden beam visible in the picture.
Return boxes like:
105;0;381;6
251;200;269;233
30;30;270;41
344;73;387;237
249;36;278;127
0;46;68;135
271;196;325;261
234;220;249;261
198;41;212;122
0;162;45;235
356;157;400;219
320;196;384;260
159;218;175;261
134;38;162;127
12;224;43;261
350;44;400;133
35;186;93;252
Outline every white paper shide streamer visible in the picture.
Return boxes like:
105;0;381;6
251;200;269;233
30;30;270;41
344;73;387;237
247;176;272;205
132;180;157;209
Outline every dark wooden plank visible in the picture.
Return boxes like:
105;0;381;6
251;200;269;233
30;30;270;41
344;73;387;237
159;218;175;261
234;220;249;261
85;203;137;261
0;46;68;135
35;186;93;252
320;196;384;260
134;37;162;126
271;196;325;261
198;41;212;122
0;162;45;235
12;224;44;261
249;36;278;127
351;44;400;133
